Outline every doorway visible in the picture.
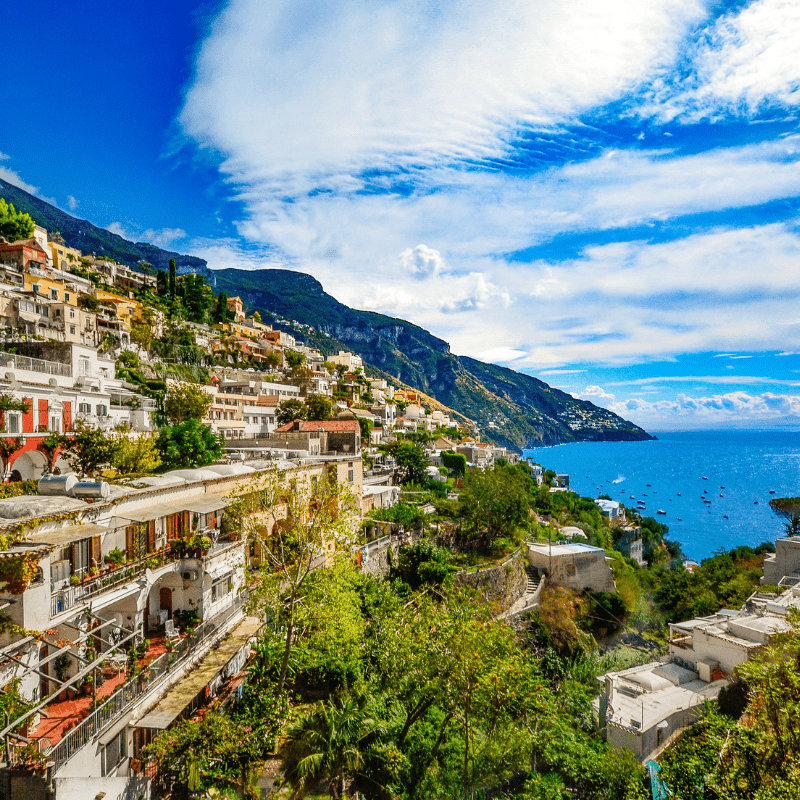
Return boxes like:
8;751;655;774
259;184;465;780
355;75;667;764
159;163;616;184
159;587;173;619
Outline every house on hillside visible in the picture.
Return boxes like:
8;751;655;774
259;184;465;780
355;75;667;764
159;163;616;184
525;541;616;593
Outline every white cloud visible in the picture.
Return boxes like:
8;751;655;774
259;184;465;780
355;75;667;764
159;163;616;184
577;385;800;429
0;166;39;196
67;195;78;212
640;0;800;120
474;347;527;364
182;0;703;192
140;228;187;249
400;244;445;280
106;222;130;239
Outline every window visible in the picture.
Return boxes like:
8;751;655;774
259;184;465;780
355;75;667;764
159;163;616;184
102;729;127;775
348;469;354;482
65;292;71;302
70;325;76;335
212;574;233;602
32;284;40;293
72;538;91;575
50;288;58;300
50;415;62;432
69;309;75;319
6;412;21;434
96;404;107;416
78;402;91;413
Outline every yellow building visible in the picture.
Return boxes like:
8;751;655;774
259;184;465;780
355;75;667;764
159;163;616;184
49;241;83;271
94;289;145;330
23;269;79;306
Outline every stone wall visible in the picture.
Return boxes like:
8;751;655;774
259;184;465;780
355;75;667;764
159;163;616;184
454;551;527;610
355;528;423;578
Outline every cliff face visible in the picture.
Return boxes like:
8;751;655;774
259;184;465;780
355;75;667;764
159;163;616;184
212;268;654;451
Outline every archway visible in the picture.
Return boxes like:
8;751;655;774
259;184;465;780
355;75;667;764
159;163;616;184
11;449;48;481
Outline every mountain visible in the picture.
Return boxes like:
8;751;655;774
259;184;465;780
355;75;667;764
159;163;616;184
1;179;652;451
0;177;206;273
211;268;653;451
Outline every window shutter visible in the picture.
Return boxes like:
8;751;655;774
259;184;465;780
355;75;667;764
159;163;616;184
92;535;102;567
126;525;135;558
147;520;156;553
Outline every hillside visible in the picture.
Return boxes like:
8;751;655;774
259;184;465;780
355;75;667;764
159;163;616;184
211;268;653;451
1;181;652;451
0;177;206;273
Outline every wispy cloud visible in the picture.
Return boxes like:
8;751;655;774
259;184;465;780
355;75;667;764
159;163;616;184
0;166;39;196
67;195;78;212
639;0;800;121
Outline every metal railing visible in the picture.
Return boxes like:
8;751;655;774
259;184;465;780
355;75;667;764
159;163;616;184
1;352;72;377
51;550;179;617
31;595;246;773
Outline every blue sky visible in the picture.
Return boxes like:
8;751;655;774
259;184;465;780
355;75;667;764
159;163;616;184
2;0;800;431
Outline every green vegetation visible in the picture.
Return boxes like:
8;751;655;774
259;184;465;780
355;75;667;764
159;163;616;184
164;381;212;423
156;419;224;470
0;198;35;240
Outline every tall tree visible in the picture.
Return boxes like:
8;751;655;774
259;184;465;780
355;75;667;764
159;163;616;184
245;471;358;698
277;398;307;427
305;394;333;421
379;440;429;485
168;258;177;297
212;291;231;324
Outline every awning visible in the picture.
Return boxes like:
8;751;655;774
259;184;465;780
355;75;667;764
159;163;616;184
114;502;186;523
30;523;109;547
178;496;231;515
135;615;261;730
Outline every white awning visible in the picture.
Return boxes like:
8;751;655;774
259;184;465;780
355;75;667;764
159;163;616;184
30;523;109;546
178;496;231;515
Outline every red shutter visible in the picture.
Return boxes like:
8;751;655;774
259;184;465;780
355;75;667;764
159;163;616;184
126;525;135;558
38;399;48;431
147;520;156;553
63;401;71;431
23;398;35;433
91;535;102;567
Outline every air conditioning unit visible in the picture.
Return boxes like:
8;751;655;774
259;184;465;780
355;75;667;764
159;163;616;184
182;569;199;582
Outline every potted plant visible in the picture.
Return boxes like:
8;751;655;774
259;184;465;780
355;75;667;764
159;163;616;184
54;653;71;699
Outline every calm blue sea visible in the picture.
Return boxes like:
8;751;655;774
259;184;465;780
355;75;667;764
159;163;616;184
523;429;800;561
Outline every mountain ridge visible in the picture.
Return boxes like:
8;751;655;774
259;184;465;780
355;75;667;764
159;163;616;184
1;179;652;451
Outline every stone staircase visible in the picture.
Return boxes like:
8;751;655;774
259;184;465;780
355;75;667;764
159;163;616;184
525;565;540;594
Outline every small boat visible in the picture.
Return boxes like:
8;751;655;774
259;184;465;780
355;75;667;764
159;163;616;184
754;501;759;504
676;518;682;522
677;493;681;497
720;486;725;489
723;515;729;519
657;510;666;515
702;476;708;480
769;490;776;494
646;484;651;487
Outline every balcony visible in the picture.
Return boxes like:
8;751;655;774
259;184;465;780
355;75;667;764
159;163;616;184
51;549;178;617
0;352;72;377
8;596;245;774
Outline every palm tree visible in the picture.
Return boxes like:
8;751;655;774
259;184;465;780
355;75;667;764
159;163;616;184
280;694;387;799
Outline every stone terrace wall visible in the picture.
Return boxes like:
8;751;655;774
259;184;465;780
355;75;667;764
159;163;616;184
455;550;527;611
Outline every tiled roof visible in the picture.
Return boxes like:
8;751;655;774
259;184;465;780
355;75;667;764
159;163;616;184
274;419;360;433
256;394;280;406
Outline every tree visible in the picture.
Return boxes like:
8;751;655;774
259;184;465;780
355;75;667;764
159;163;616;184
769;497;800;537
245;471;358;698
441;451;467;477
156;419;224;470
305;393;333;421
0;198;35;241
143;712;265;798
168;258;177;298
37;432;68;473
285;350;306;369
112;434;161;475
212;291;231;324
276;398;307;427
77;294;99;312
379;440;429;485
60;422;116;475
253;310;262;323
130;321;152;350
280;694;387;799
459;464;531;548
156;269;168;297
357;415;372;445
0;437;24;475
164;382;212;423
264;350;281;370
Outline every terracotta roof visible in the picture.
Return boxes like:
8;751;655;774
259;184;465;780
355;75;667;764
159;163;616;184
256;394;279;406
274;419;360;433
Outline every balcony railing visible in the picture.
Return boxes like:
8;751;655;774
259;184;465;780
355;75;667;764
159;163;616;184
0;352;72;377
51;550;178;617
35;595;246;773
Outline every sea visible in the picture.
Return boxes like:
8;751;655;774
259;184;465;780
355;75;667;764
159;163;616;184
522;429;800;561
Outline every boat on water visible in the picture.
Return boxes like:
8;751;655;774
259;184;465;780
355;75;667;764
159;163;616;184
723;515;729;519
657;510;666;515
769;490;776;494
702;476;708;480
676;518;682;521
677;493;681;496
